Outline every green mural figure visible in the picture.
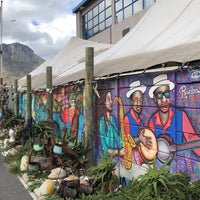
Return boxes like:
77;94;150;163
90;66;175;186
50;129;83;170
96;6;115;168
99;91;126;157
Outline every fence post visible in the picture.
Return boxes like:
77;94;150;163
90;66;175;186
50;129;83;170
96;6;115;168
46;66;53;120
13;79;18;117
26;74;32;123
85;47;94;167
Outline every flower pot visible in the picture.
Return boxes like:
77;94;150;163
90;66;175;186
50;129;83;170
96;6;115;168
53;144;63;155
33;144;44;151
28;162;40;172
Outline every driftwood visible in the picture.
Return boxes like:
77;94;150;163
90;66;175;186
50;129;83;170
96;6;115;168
58;179;93;199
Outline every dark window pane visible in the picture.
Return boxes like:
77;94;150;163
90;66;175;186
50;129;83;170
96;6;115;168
144;0;155;8
88;29;93;38
134;0;143;14
106;17;112;28
115;10;123;23
93;16;99;26
88;10;93;21
93;5;98;17
88;20;93;30
124;0;132;7
99;11;105;23
106;0;112;7
124;5;132;19
93;25;99;34
99;21;105;31
115;0;123;12
99;1;105;12
106;7;112;18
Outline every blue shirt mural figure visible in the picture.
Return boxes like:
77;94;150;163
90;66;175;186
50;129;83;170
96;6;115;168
124;80;151;165
148;74;200;179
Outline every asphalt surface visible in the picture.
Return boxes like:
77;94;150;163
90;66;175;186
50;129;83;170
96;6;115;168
0;154;33;200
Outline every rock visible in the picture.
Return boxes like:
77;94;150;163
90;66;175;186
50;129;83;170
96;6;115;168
8;128;15;143
80;176;89;186
9;148;18;155
3;138;9;148
20;155;29;171
35;180;55;197
48;167;67;179
64;174;79;181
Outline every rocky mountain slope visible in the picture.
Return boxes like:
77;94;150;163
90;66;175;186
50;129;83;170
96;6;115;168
2;43;45;82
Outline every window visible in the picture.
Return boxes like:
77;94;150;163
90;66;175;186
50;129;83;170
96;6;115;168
115;0;155;24
82;0;112;39
82;0;156;39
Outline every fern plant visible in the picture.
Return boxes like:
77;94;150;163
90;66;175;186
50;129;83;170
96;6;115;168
87;154;119;193
118;158;190;200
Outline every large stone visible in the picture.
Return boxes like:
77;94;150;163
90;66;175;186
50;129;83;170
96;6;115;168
48;167;67;179
20;155;29;171
34;179;55;197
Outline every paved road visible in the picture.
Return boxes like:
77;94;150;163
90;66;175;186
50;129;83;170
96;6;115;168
0;154;33;200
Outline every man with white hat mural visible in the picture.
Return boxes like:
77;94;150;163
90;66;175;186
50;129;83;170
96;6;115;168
124;80;152;165
148;74;200;174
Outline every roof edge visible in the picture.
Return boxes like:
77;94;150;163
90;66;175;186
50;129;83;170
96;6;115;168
72;0;89;13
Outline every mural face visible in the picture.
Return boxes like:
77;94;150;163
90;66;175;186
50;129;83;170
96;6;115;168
96;70;200;182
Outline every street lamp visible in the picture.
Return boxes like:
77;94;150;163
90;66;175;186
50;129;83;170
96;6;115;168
0;0;3;114
0;0;3;79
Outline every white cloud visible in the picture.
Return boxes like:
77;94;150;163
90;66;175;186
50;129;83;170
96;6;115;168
2;0;83;59
29;14;76;44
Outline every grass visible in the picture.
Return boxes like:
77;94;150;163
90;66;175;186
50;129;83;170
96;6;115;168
27;180;42;192
9;160;22;175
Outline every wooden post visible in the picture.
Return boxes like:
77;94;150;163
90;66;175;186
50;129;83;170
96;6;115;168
13;79;18;117
26;74;32;124
85;47;94;167
46;66;53;120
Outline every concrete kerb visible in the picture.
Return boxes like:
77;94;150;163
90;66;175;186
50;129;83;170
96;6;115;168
17;175;39;200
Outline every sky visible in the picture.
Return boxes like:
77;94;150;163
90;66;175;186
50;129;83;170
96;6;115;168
2;0;83;60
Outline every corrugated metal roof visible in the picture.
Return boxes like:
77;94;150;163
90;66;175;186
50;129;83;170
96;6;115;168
72;0;90;13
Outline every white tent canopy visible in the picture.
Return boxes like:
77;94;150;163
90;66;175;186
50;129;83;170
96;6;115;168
18;37;111;91
18;0;200;90
54;0;200;84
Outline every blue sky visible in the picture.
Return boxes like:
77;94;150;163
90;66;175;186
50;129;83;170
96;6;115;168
3;0;83;59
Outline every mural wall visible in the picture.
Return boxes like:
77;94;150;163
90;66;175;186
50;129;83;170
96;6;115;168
18;68;200;182
95;69;200;182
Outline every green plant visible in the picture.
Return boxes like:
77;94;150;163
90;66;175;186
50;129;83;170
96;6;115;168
139;159;189;200
71;140;91;170
32;120;54;144
9;161;22;175
117;159;190;200
4;148;27;165
27;180;42;192
87;155;119;193
186;179;200;199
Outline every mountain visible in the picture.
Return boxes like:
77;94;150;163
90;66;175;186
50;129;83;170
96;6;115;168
2;43;45;83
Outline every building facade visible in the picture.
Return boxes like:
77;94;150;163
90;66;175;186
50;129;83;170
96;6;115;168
73;0;156;44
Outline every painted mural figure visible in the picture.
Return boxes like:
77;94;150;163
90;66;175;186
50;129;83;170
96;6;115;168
124;80;152;165
148;74;200;172
99;91;126;157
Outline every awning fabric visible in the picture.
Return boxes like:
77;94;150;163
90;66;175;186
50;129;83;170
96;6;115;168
18;37;111;91
18;0;200;90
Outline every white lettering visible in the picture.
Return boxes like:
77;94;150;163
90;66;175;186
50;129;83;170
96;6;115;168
179;85;200;99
